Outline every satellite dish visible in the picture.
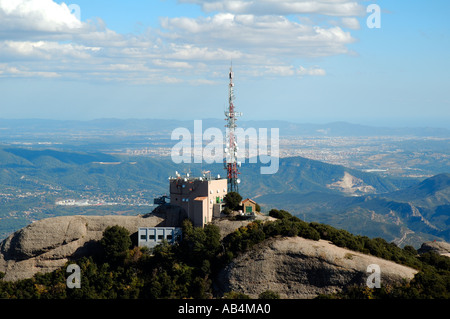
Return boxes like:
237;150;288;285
217;174;221;179
237;179;241;184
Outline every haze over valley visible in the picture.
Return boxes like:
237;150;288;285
0;119;448;248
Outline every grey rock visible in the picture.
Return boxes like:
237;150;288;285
418;241;450;257
216;236;418;299
0;215;163;281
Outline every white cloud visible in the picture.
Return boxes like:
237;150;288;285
153;59;193;69
0;0;82;35
297;66;326;76
331;17;361;30
179;0;366;17
0;63;60;78
0;0;363;83
0;40;100;60
265;65;296;76
161;13;355;58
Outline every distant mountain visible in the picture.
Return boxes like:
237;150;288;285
233;156;413;198
256;172;450;248
385;173;450;205
0;147;177;193
3;148;117;166
1;118;449;137
0;145;448;248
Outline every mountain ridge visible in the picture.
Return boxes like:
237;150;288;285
0;146;448;248
1;118;449;137
0;212;419;300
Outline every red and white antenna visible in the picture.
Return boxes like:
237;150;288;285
224;63;242;193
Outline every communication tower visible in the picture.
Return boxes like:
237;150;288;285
224;65;242;193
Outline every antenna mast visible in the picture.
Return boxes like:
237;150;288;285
224;64;242;193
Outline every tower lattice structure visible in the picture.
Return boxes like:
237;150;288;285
224;65;242;193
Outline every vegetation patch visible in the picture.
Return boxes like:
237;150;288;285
1;209;449;299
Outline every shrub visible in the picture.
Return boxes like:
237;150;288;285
223;192;242;211
100;225;132;265
258;290;280;299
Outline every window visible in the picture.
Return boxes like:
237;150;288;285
140;234;146;240
158;235;164;240
149;235;155;240
167;235;173;240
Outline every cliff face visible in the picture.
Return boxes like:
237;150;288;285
216;237;418;299
0;215;163;281
418;241;450;258
1;214;419;299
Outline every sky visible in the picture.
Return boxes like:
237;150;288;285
0;0;449;128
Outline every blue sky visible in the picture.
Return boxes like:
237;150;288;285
0;0;449;128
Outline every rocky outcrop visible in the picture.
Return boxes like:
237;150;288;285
0;215;163;281
418;241;450;257
0;213;421;299
216;236;418;299
212;214;276;239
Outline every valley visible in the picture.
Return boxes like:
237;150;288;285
0;119;448;248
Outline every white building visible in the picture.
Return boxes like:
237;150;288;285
138;227;182;249
169;175;227;228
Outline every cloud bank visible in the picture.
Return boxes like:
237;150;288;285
0;0;366;83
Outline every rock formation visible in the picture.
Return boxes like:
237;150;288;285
1;213;421;299
216;236;418;299
0;215;163;281
418;241;450;257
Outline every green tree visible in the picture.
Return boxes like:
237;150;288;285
100;225;132;265
223;192;242;211
258;290;280;299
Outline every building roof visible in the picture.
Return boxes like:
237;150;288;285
194;196;208;201
242;198;257;205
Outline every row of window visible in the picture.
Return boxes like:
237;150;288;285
210;188;227;194
140;234;173;240
173;196;224;204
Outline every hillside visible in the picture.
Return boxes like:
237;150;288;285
0;215;164;281
1;118;448;137
216;237;417;299
0;146;448;249
257;173;450;248
385;173;450;206
0;147;174;193
0;210;425;299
